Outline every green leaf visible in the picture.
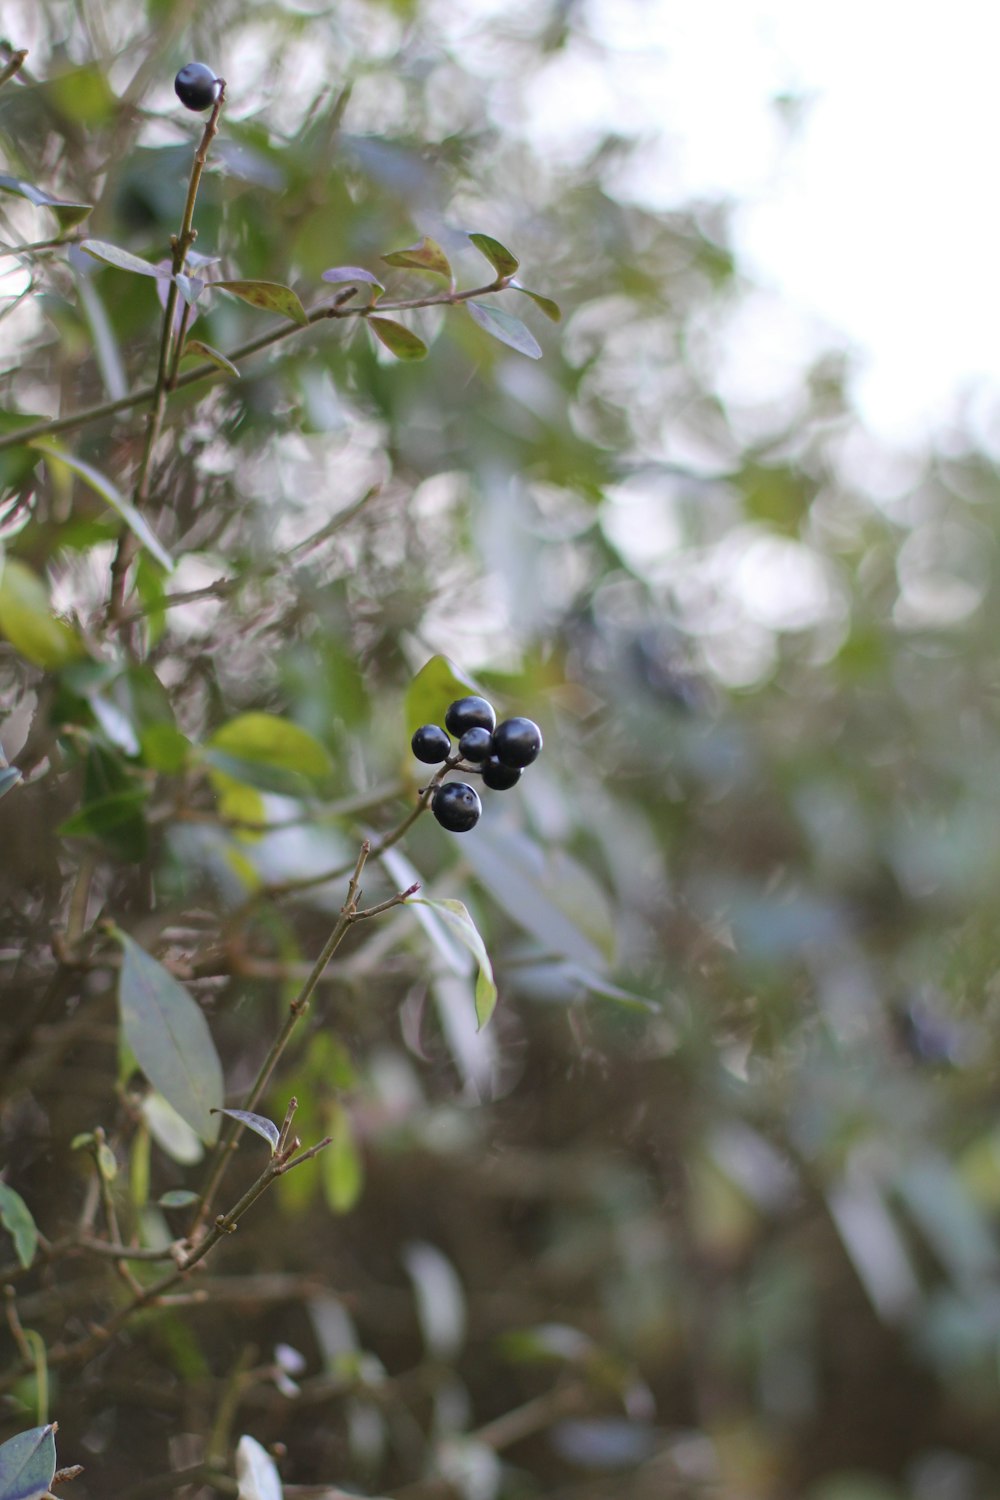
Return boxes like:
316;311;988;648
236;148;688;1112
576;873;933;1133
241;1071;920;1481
404;655;481;737
157;1189;199;1209
58;791;149;863
30;442;174;571
79;239;169;278
468;233;519;279
207;712;332;783
214;1108;281;1154
321;265;384;302
381;236;452;280
0;558;84;669
322;1102;364;1214
0;1185;38;1270
236;1434;283;1500
140;1093;204;1166
466;301;542;359
181;340;240;379
509;280;562;322
0;1424;57;1500
139;723;190;774
0;766;22;800
407;897;498;1029
115;932;224;1144
0;173;92;228
368;317;428;361
215;280;309;326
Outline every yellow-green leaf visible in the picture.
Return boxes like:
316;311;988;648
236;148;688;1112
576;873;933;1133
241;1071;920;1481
215;279;309;326
382;236;452;279
368;316;428;361
407;897;498;1029
0;558;84;669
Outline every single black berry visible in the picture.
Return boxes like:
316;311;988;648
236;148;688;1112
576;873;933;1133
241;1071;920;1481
175;62;220;111
458;726;493;762
481;756;522;791
411;724;451;764
433;781;482;833
445;695;495;737
493;716;543;768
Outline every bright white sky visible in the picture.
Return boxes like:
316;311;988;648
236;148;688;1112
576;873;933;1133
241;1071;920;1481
515;0;1000;449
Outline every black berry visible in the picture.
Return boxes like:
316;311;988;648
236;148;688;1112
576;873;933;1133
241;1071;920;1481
433;781;482;833
493;716;542;768
411;724;451;764
458;726;493;762
481;756;522;791
445;696;495;737
175;62;220;111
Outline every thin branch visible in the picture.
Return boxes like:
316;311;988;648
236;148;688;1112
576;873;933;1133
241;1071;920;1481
0;47;27;89
107;82;227;623
0;280;511;454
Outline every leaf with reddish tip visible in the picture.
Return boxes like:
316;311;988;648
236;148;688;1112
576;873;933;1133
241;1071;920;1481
215;279;308;326
382;236;452;280
368;316;429;361
468;232;519;279
466;301;542;359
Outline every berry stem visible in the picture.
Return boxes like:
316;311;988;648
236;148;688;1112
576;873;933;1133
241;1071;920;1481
106;81;227;627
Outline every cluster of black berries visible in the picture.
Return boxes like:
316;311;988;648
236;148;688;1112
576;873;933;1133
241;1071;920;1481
411;696;543;832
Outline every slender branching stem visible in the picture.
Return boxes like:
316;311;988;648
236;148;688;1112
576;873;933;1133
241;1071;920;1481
107;84;227;622
0;281;510;455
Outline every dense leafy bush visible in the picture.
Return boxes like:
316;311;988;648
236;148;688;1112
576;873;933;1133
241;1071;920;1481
4;4;1000;1500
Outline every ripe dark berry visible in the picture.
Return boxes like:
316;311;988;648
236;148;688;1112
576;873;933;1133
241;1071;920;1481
458;726;493;762
411;724;451;764
174;62;220;111
481;756;522;791
492;716;543;768
433;781;482;833
445;695;495;737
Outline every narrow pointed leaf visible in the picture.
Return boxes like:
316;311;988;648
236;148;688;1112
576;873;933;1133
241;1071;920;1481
466;301;542;359
0;558;84;669
0;1424;57;1500
31;442;174;571
80;238;168;278
236;1435;283;1500
0;1184;38;1269
368;317;428;362
381;236;452;279
115;931;224;1143
213;1108;281;1154
182;340;240;378
0;173;92;227
468;232;519;279
321;265;384;302
215;279;308;326
407;897;498;1029
0;766;22;800
510;280;562;321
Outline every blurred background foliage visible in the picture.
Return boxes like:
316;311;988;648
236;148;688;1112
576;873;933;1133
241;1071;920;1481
2;1;1000;1498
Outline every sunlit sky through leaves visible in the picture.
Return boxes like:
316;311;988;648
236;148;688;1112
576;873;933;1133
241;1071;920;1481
477;0;1000;450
